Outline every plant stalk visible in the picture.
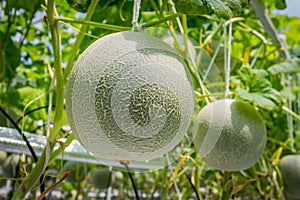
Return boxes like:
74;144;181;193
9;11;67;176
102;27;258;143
55;17;131;32
221;171;233;200
12;0;65;198
142;13;183;28
63;0;101;81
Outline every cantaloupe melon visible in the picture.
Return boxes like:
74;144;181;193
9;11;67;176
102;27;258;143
66;31;194;162
193;99;266;171
279;155;300;199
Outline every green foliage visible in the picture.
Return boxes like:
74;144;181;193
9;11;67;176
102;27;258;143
173;0;214;16
272;14;300;46
0;0;299;199
0;35;20;81
264;0;287;10
66;0;92;12
174;0;249;19
275;0;287;10
236;66;285;110
268;57;300;75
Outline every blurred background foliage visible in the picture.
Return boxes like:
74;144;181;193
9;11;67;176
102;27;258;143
0;0;300;199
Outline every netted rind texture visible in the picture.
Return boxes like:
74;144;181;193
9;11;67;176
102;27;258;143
194;99;266;171
66;31;194;161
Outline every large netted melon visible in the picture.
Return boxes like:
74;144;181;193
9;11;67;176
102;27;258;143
66;31;194;162
193;99;266;171
279;155;300;199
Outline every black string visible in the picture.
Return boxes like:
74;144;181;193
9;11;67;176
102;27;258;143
183;168;201;200
0;107;38;162
0;107;46;200
124;163;140;200
16;105;55;124
172;156;201;200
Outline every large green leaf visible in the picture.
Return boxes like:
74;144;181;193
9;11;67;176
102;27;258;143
236;87;284;110
275;0;287;10
239;66;272;90
174;0;250;19
173;0;213;16
4;0;41;14
208;0;249;19
236;66;285;110
267;57;300;75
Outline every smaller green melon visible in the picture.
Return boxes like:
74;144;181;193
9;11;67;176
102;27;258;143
279;155;300;199
193;99;266;171
90;168;111;189
2;154;19;178
63;161;87;184
0;151;7;166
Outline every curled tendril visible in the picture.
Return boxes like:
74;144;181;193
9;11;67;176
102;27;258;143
120;0;128;21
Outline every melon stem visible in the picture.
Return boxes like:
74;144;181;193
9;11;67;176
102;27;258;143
221;171;233;200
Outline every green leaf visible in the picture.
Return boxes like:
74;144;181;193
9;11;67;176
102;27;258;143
173;0;214;16
5;37;21;70
208;0;249;19
5;88;21;108
66;0;92;13
0;31;21;82
236;66;285;110
239;66;272;91
291;45;300;57
236;87;284;110
275;0;286;10
174;0;250;19
267;57;300;75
